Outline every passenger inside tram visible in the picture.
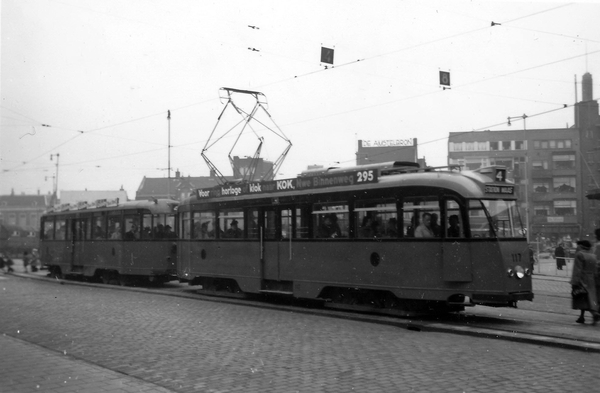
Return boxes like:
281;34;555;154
447;215;461;237
318;214;342;238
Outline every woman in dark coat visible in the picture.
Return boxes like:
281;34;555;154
570;240;599;325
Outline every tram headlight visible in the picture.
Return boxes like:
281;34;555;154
514;265;525;279
524;267;532;277
506;268;514;278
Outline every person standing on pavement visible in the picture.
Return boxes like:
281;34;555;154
594;229;600;314
554;243;566;270
22;250;31;273
570;240;600;325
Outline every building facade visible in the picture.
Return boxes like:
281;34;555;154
356;138;419;165
0;191;49;254
448;73;600;244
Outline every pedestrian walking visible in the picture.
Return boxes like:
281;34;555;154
30;248;40;272
594;229;600;314
570;240;600;325
22;250;31;273
555;243;566;270
1;253;15;273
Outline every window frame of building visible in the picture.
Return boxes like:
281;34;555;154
553;200;576;216
553;177;576;193
552;154;576;170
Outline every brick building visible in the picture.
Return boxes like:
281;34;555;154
448;72;600;243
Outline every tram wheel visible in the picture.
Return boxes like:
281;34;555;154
48;266;62;279
101;270;118;285
118;274;130;286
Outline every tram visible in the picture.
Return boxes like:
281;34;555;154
40;198;179;285
177;162;533;314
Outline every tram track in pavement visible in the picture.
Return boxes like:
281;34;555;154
7;270;600;353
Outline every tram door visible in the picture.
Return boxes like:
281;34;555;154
442;200;472;282
70;217;87;270
261;207;294;283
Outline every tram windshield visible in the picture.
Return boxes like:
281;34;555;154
469;199;525;238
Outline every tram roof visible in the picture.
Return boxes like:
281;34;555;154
182;163;516;205
44;198;179;215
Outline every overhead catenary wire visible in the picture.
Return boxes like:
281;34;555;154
2;3;597;181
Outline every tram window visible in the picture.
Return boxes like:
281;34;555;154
445;200;464;238
92;213;107;240
72;218;87;241
42;218;54;240
150;214;177;239
140;214;153;240
124;215;140;241
164;214;177;238
55;218;66;240
108;213;122;240
181;212;191;239
264;210;277;240
247;209;260;239
313;204;348;239
402;198;441;238
81;218;92;241
221;210;244;239
281;209;292;239
192;211;215;239
295;208;309;239
355;200;397;238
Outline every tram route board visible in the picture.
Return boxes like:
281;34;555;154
196;170;378;199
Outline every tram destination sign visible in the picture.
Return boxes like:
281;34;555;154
484;184;515;195
196;169;379;199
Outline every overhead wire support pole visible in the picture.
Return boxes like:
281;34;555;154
167;110;171;199
50;153;60;205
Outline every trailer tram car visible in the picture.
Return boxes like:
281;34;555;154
178;162;533;314
40;198;179;285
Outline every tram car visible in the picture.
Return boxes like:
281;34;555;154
40;198;179;285
178;162;533;314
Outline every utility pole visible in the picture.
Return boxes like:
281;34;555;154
167;110;171;199
50;153;60;205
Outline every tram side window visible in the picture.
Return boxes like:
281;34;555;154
91;213;106;240
151;214;177;239
75;218;89;241
281;209;292;239
55;218;67;240
124;214;140;241
313;204;349;239
295;207;310;239
42;218;55;240
140;213;153;240
181;212;191;239
445;200;464;238
355;200;397;238
192;211;216;239
403;197;441;238
221;210;244;239
108;213;122;240
247;209;260;239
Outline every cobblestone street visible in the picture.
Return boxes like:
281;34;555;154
1;275;600;392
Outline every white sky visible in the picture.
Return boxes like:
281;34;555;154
2;0;599;200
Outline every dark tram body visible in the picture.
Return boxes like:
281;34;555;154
177;162;533;313
40;199;178;285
